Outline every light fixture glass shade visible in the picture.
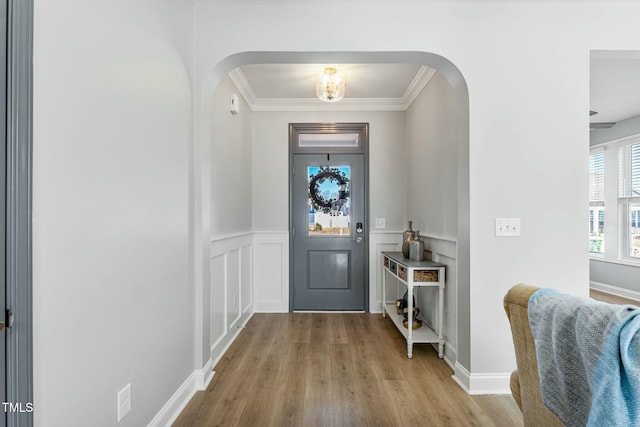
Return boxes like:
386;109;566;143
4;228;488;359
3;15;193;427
316;67;346;102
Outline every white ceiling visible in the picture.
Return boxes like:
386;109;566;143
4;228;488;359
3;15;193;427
238;63;422;99
231;54;640;122
591;51;640;124
230;63;435;111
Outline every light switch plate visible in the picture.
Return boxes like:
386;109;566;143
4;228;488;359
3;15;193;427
375;218;386;229
495;218;521;237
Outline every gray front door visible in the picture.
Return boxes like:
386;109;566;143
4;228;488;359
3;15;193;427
292;153;366;310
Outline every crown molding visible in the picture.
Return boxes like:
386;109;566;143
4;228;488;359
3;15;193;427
401;66;437;108
228;65;437;112
228;68;257;107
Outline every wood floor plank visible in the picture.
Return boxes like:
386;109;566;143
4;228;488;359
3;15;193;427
590;289;640;306
173;313;523;427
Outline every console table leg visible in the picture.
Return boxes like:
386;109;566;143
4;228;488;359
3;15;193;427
407;340;413;359
382;268;386;318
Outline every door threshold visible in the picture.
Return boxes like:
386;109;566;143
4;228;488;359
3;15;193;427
293;310;366;313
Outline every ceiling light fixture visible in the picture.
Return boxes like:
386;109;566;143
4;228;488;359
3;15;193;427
316;67;346;102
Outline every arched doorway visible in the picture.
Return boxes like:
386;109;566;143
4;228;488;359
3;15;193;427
195;51;470;378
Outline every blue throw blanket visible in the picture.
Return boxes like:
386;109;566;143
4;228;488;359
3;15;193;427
528;288;640;427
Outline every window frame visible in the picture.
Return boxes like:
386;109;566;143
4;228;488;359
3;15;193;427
617;140;640;261
591;134;640;267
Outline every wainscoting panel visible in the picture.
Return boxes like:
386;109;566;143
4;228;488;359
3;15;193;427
226;249;240;330
253;231;289;312
210;254;226;352
241;245;252;312
210;233;254;363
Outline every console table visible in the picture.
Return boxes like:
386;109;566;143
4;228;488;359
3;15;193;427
382;251;446;359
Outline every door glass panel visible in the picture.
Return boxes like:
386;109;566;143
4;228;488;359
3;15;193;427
307;165;351;236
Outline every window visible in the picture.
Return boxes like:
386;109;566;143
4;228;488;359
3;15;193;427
589;151;605;253
618;143;640;258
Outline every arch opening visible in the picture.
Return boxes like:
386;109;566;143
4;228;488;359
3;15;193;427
195;51;471;374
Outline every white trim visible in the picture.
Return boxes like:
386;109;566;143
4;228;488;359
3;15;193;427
401;66;437;108
370;230;405;235
590;280;640;302
441;343;457;372
194;359;215;391
467;373;512;395
452;362;471;393
228;68;256;109
590;256;640;269
451;362;511;395
147;360;215;427
252;229;289;234
419;233;457;244
211;231;253;243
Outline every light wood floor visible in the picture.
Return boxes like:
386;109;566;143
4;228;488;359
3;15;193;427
590;288;640;306
173;290;637;427
173;313;523;427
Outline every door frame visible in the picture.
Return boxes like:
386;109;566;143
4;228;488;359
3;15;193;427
288;122;369;312
5;0;33;425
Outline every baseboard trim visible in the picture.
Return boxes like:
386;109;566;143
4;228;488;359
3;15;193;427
452;362;471;393
194;358;215;391
451;362;511;395
147;359;215;427
590;281;640;302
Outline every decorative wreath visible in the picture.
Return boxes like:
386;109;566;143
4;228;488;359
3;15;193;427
308;167;350;213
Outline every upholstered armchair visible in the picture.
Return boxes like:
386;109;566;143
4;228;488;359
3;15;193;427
503;284;564;426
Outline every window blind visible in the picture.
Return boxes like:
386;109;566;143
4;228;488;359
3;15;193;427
618;143;640;198
589;151;605;202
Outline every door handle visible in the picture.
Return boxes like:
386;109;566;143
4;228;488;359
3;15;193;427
353;236;364;244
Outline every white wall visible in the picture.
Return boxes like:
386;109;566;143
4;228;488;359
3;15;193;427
33;0;194;425
406;72;458;241
211;77;253;236
405;71;459;364
194;0;636;392
208;76;254;364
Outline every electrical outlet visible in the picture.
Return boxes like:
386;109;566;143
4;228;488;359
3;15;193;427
117;383;131;422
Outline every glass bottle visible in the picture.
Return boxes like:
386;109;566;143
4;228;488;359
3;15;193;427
402;221;415;258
